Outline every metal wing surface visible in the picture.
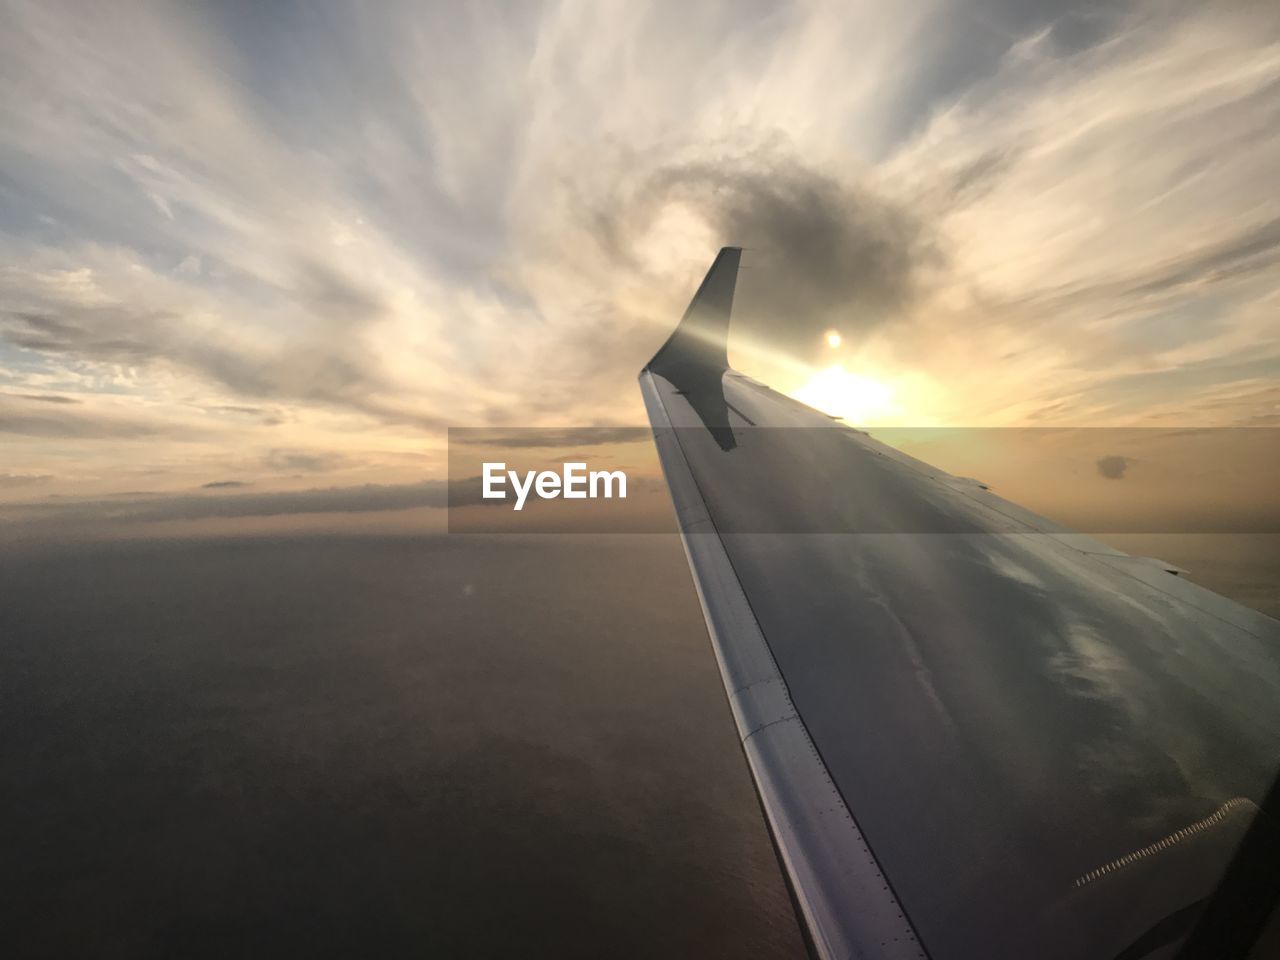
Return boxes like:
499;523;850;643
639;248;1280;960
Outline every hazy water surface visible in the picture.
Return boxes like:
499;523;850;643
0;536;803;959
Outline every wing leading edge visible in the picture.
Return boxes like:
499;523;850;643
639;249;1280;960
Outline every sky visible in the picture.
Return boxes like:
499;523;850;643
1;0;1278;531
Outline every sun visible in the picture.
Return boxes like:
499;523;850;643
794;365;897;423
824;329;842;349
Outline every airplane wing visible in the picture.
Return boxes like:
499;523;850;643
639;248;1280;959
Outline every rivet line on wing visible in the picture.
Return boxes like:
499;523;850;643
1073;796;1253;888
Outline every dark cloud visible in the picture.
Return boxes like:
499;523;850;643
452;427;649;448
1096;455;1129;480
262;449;349;473
579;152;940;361
294;259;386;326
0;396;166;439
2;310;162;363
709;171;934;352
0;479;471;530
201;480;249;489
5;392;81;404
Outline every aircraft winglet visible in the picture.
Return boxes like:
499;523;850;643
644;246;741;378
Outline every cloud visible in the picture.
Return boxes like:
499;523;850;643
0;279;453;431
452;427;650;448
262;449;350;473
1096;455;1129;480
205;405;264;415
2;309;159;363
4;392;81;404
0;473;53;487
0;393;168;438
201;480;248;489
553;152;940;361
0;0;1278;511
703;162;937;347
0;479;466;530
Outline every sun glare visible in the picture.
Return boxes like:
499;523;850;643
824;329;842;348
794;365;897;423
